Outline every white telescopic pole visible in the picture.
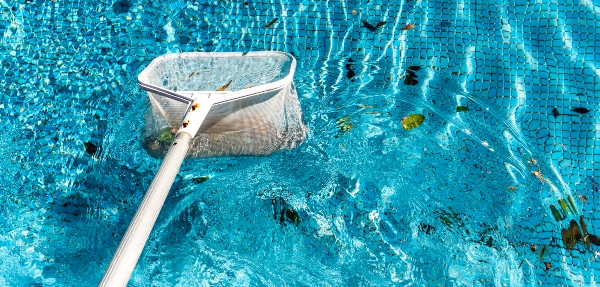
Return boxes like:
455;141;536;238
99;96;212;287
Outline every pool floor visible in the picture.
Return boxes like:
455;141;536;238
0;0;599;286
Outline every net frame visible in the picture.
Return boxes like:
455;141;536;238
137;51;306;158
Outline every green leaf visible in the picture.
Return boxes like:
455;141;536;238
335;116;353;133
456;106;469;112
558;199;571;215
549;205;563;221
157;127;175;143
401;114;426;130
567;195;577;214
192;176;210;184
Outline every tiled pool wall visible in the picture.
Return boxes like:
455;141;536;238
1;0;599;285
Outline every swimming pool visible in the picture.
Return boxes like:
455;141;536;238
1;0;599;285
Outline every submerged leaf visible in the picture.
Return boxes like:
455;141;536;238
403;70;419;85
84;142;99;155
265;18;278;28
580;215;589;235
339;123;353;133
346;69;355;79
403;75;418;85
456;106;469;112
400;23;415;30
437;209;462;228
580;215;590;249
362;21;377;32
558;199;571;215
335;116;353;133
401;114;426;130
216;80;232;91
549;205;563;221
552;107;560;118
588;234;600;246
419;223;436;235
561;219;583;249
281;208;301;226
336;115;351;126
571;107;590;114
538;245;547;262
567;195;577;214
192;176;210;184
157;127;175;143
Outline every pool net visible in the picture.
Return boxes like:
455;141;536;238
137;52;307;158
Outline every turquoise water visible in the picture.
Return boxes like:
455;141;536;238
1;0;599;286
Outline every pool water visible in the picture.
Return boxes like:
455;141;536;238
1;0;599;286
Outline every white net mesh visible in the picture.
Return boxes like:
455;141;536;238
139;52;307;158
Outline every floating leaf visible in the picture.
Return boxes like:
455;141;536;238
157;127;175;143
376;21;386;28
549;205;563;221
561;219;582;249
558;199;571;215
401;114;425;130
567;195;577;214
456;106;469;112
571;107;589;114
192;176;209;184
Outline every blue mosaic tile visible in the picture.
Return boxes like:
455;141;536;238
0;0;598;285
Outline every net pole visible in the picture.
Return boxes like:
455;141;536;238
99;96;213;287
99;132;191;287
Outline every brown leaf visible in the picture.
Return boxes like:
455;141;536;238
216;80;232;91
580;215;590;249
561;219;583;248
266;18;278;28
588;234;600;246
400;23;415;30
